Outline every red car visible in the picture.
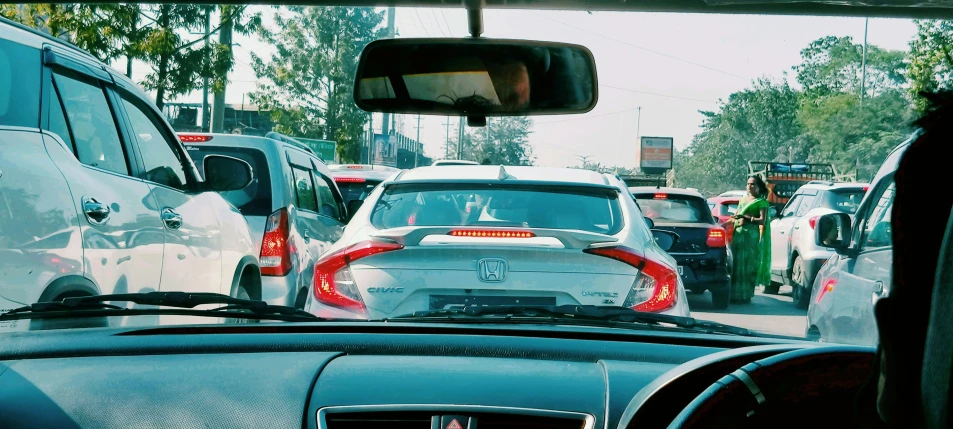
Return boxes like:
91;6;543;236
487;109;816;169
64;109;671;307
707;196;739;243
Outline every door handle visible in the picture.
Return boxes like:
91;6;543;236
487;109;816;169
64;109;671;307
872;281;884;294
302;228;311;243
161;208;183;230
82;196;111;225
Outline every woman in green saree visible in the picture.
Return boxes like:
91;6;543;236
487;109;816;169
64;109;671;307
730;176;772;303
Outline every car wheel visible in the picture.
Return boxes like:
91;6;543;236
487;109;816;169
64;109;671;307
763;282;782;295
792;256;811;309
227;282;260;324
29;291;109;331
711;286;730;309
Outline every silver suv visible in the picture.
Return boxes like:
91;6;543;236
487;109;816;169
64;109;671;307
180;133;348;308
0;18;261;314
767;180;869;308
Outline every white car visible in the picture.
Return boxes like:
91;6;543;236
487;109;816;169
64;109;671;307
302;165;690;319
431;159;480;166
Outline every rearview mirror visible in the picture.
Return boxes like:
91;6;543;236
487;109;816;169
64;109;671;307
651;230;679;252
202;155;253;192
814;212;851;253
354;38;597;116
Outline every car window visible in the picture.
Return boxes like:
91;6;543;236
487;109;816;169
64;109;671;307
827;190;866;214
862;180;895;250
634;194;714;224
187;146;273;216
53;71;128;175
781;195;801;217
313;174;342;219
46;83;73;149
0;39;40;128
794;194;817;217
120;95;188;190
337;179;380;205
292;166;319;212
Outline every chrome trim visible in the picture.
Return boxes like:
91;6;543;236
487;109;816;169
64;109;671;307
316;404;596;429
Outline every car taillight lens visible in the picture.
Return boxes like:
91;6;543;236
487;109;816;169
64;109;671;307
583;246;678;313
260;208;293;276
449;230;536;238
178;134;212;142
334;177;366;183
707;227;726;248
808;216;819;229
816;278;836;304
313;240;404;313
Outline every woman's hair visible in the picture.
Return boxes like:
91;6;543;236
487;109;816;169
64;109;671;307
749;175;769;198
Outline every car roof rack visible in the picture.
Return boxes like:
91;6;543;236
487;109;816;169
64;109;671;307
265;131;316;156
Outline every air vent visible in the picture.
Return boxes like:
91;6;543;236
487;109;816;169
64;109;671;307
322;411;589;429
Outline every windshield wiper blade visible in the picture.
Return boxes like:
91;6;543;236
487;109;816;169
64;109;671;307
1;291;321;322
386;304;753;336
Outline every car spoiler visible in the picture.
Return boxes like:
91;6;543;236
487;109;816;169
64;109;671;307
370;226;619;248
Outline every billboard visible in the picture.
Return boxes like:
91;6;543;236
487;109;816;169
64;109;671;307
372;133;398;167
295;137;336;163
639;136;673;171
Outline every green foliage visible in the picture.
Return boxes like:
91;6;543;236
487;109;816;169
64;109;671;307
908;20;953;112
250;6;384;163
450;117;536;165
1;4;142;63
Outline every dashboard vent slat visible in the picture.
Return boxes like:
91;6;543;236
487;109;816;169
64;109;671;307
323;411;587;429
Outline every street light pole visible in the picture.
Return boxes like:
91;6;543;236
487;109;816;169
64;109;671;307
414;114;421;168
860;17;869;106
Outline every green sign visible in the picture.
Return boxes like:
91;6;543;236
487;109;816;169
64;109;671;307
295;137;336;162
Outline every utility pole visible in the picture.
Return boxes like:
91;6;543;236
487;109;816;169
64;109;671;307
636;106;642;141
201;7;211;131
457;116;465;160
210;7;233;133
444;118;452;158
414;114;421;168
860;17;869;107
381;7;396;135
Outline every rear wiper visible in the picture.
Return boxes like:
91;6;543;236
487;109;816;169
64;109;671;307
386;304;753;336
0;291;321;322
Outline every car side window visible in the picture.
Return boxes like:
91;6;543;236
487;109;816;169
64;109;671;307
292;166;319;212
53;71;128;175
313;173;342;220
119;94;189;191
46;83;73;149
795;194;817;217
781;195;801;217
861;180;895;250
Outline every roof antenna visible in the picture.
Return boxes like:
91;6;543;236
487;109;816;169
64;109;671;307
498;165;512;181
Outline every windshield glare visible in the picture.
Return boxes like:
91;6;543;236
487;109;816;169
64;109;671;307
0;4;918;347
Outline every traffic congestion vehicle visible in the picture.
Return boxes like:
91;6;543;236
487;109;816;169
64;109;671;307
0;18;261;314
302;166;690;319
767;180;869;308
706;195;739;243
631;187;732;309
180;132;349;308
327;164;401;208
431;159;480;166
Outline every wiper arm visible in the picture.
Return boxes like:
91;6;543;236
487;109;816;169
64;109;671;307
1;291;321;322
387;304;753;336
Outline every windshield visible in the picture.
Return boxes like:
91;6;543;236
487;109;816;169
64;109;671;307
0;4;916;347
370;184;623;234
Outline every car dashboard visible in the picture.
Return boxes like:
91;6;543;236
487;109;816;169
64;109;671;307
0;322;831;429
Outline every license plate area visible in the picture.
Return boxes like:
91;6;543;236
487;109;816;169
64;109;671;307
429;295;556;310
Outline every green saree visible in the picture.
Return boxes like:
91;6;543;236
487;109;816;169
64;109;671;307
730;197;771;302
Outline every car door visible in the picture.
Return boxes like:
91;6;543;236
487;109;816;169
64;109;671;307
832;177;895;346
287;150;328;269
114;89;223;295
788;189;818;250
311;169;347;255
771;194;802;272
45;66;164;296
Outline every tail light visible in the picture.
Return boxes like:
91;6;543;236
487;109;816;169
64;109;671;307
260;208;293;276
654;194;667;199
334;177;366;183
707;227;727;248
816;278;836;304
808;216;819;229
313;240;404;313
583;246;678;313
178;134;212;142
450;230;536;238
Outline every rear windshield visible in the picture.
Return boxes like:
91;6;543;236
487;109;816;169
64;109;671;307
634;194;714;224
185;145;273;216
370;184;624;234
825;190;866;214
719;202;738;216
337;180;382;205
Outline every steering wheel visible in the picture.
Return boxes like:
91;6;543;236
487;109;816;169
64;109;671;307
666;346;875;429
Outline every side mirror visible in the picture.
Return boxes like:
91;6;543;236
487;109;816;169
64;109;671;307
644;216;655;229
346;199;365;221
202;155;253;192
814;212;851;253
651;230;679;252
769;206;779;219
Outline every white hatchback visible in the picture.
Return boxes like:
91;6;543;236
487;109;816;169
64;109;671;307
302;165;690;320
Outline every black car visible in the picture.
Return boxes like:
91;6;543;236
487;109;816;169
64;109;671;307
630;187;732;309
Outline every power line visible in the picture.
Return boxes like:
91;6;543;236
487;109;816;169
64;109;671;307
438;9;454;37
430;9;447;36
534;106;644;125
600;84;719;103
530;11;748;81
414;8;432;37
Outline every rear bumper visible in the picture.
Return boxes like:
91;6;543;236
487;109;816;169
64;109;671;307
260;274;299;307
671;250;730;292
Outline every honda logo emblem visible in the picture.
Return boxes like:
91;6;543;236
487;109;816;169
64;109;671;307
477;258;507;282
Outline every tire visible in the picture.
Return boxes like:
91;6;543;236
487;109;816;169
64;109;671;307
792;256;811;310
227;283;260;324
763;282;782;295
711;287;730;309
29;291;109;331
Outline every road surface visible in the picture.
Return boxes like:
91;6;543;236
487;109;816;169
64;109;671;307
688;285;808;338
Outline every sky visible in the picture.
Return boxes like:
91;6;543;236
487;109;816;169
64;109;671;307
117;8;918;169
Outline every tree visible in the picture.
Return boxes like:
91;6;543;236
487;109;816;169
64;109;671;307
250;6;384;162
794;36;906;98
908;20;953;112
461;117;536;165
